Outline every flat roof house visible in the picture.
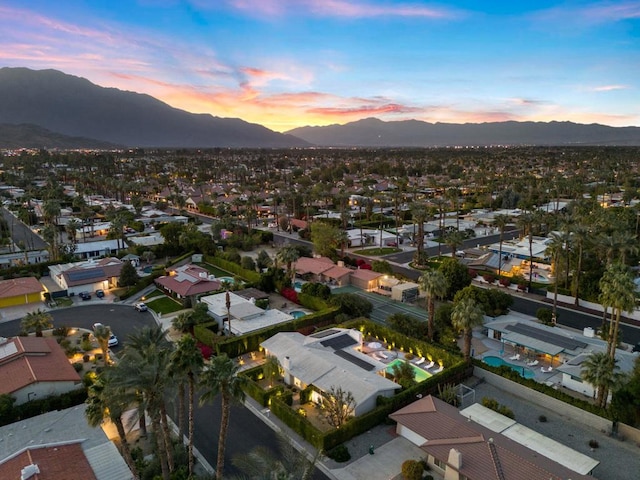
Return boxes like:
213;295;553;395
261;328;401;416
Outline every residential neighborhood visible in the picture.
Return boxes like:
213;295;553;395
0;146;638;479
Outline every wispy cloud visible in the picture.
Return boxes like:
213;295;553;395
531;1;640;27
588;84;630;92
224;0;460;19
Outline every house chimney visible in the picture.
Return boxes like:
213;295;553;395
21;464;40;480
283;356;291;370
448;448;462;469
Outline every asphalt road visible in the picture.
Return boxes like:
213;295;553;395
0;304;327;479
0;207;48;250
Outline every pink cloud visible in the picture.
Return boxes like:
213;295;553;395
590;85;629;92
225;0;460;19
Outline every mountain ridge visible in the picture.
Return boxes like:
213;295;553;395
286;117;640;147
0;67;307;148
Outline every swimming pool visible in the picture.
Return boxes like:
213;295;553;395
483;355;536;379
290;310;306;319
218;276;235;283
294;280;305;292
386;359;432;383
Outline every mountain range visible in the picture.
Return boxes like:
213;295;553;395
0;68;306;148
286;117;640;147
0;67;639;149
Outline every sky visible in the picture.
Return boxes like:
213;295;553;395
1;1;639;132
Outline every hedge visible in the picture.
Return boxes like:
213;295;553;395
203;255;261;283
0;387;87;427
297;292;329;311
213;307;340;357
193;321;218;347
269;396;324;448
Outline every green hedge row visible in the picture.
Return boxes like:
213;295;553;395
341;318;461;368
297;292;329;311
203;255;261;283
214;307;340;357
269;396;324;448
193;321;218;347
0;388;88;427
472;359;611;419
118;270;164;300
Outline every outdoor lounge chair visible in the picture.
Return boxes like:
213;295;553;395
527;359;539;367
424;360;435;369
432;365;444;373
509;353;521;361
541;366;553;373
414;357;425;365
379;352;389;359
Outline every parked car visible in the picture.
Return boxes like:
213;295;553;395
93;323;118;347
134;302;148;312
79;291;91;301
95;289;105;298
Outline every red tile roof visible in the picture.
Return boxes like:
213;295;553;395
349;269;383;281
0;277;43;299
294;256;335;275
0;337;81;395
0;443;97;480
390;395;593;480
155;264;222;297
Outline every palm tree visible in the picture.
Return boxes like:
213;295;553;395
443;230;465;256
410;202;428;265
199;354;248;480
113;326;174;479
277;245;300;283
492;214;510;277
85;373;139;478
599;263;636;360
21;309;53;337
570;223;590;306
451;296;485;360
418;270;448;341
581;351;620;408
93;323;112;366
545;231;567;324
169;335;204;477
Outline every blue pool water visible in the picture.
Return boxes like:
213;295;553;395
290;310;306;319
218;276;235;283
386;359;432;382
483;355;536;379
294;281;305;292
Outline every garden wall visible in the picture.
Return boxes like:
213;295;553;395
474;366;612;432
547;292;640;322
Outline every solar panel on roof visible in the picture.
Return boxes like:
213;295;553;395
334;349;376;371
506;323;587;350
67;268;106;282
311;329;339;339
321;334;357;350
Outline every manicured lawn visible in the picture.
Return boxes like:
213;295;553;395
146;296;184;315
195;263;234;278
144;289;165;300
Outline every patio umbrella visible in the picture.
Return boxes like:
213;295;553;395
368;342;382;349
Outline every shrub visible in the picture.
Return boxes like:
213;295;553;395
499;278;511;287
482;273;495;283
589;439;599;449
401;459;423;480
72;362;83;372
326;444;351;462
538;415;547;422
52;326;71;337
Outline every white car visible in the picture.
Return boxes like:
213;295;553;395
134;302;148;312
93;323;118;347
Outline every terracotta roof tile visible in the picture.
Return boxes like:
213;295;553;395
0;277;43;299
0;443;97;480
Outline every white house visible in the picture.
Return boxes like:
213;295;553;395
261;328;401;416
49;257;124;295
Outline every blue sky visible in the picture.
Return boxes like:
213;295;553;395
1;1;638;131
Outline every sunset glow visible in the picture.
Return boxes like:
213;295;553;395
1;1;638;131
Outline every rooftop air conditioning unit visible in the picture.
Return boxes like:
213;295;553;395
21;464;40;480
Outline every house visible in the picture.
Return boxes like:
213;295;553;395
49;257;124;295
349;269;383;291
72;239;126;259
320;263;353;287
261;328;401;416
294;256;336;282
390;395;596;480
155;264;222;306
200;291;294;336
0;336;82;405
0;277;43;307
0;404;134;479
391;281;419;302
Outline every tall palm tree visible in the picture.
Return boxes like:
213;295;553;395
418;270;448;341
545;231;567;324
114;326;174;479
277;245;300;283
492;214;510;277
581;351;620;408
199;354;248;480
570;223;590;306
21;309;53;337
599;263;636;360
169;335;204;477
443;230;465;256
451;296;485;361
85;373;139;478
410;202;428;265
93;323;112;366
